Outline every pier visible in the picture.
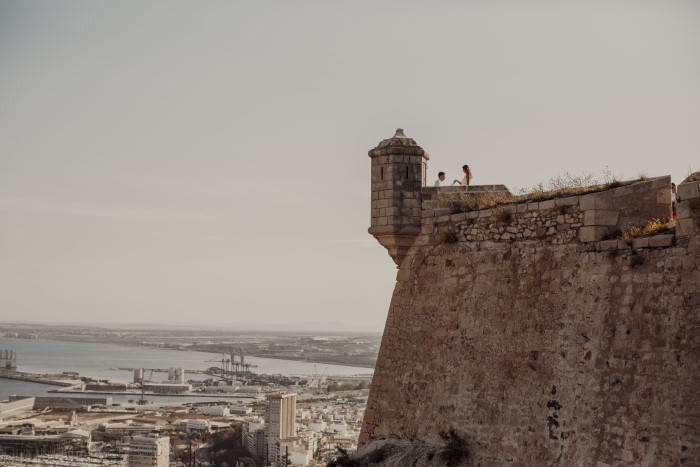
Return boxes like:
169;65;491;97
0;369;77;387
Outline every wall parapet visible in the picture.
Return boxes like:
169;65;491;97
419;176;673;246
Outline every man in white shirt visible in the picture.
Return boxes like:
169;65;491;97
434;172;446;187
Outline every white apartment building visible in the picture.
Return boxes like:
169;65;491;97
276;437;316;467
129;435;169;467
184;419;210;434
243;418;266;460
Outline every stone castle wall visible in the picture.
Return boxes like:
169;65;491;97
361;175;700;466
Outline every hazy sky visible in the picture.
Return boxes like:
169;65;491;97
1;1;698;331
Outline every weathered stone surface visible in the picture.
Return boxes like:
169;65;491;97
648;234;674;248
632;237;649;248
598;239;619;250
363;225;700;465
677;217;697;237
579;226;609;242
677;180;700;201
580;191;613;210
583;209;619;226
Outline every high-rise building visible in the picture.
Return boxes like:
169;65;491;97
129;435;169;467
265;392;296;465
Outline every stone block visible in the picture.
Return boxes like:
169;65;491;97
676;202;690;219
555;196;579;207
676;218;696;237
527;203;540;211
611;184;635;198
677;181;700;201
656;188;672;204
517;204;529;213
647;175;672;190
401;207;417;217
579;226;609;242
583;210;619;226
598;240;620;251
580;191;613;210
539;199;555;210
478;209;493;218
632;237;650;249
648;234;674;248
617;240;631;249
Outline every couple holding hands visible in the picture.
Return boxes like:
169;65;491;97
434;165;473;187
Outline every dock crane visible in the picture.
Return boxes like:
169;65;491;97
205;348;257;377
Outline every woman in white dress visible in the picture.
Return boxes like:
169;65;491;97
453;165;473;186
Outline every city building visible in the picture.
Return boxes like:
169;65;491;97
277;437;316;467
0;426;90;456
265;392;296;465
128;435;169;467
199;405;229;417
242;417;265;461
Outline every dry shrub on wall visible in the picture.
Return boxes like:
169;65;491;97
619;218;673;240
512;171;613;203
436;190;511;214
683;168;699;183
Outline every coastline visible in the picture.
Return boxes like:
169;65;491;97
8;335;377;369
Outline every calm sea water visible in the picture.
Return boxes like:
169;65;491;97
0;337;373;403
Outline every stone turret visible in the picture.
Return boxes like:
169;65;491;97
368;129;429;266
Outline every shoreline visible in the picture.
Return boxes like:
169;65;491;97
2;335;377;370
47;388;261;399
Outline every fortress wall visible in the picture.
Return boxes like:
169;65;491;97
361;176;699;466
418;177;672;246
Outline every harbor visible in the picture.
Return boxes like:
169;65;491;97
0;337;373;405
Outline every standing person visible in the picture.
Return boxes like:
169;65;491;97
453;165;473;186
434;172;446;187
672;182;677;219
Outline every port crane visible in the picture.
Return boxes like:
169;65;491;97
204;347;257;377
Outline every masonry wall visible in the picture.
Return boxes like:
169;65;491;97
361;176;700;466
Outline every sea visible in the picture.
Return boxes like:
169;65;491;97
0;337;373;403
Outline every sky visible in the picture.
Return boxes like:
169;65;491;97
1;1;698;332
